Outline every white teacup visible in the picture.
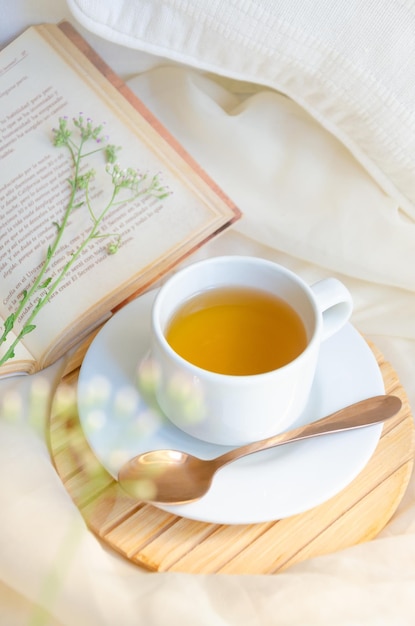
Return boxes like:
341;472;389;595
150;256;353;445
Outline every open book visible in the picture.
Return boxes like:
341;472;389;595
0;21;241;377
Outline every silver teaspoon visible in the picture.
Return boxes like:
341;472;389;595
118;394;401;505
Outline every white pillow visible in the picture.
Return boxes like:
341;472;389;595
67;0;415;221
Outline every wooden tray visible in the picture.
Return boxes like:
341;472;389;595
48;342;414;574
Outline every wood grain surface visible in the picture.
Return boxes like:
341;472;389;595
48;342;414;574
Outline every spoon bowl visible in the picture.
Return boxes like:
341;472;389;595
118;395;401;505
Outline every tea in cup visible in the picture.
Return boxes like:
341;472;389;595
165;285;308;376
150;256;353;445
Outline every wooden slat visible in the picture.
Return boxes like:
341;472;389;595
48;341;415;574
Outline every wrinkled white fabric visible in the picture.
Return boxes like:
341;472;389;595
1;1;415;625
67;0;415;223
129;66;415;293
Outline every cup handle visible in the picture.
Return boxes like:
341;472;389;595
310;278;353;341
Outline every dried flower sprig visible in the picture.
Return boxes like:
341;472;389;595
0;115;171;366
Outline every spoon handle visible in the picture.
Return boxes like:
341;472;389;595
212;395;401;470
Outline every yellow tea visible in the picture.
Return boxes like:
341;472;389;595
165;286;307;375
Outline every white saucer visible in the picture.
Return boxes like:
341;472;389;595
77;289;384;525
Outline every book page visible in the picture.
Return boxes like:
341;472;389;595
0;25;240;370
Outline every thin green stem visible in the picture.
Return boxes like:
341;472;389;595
0;115;171;367
0;179;113;365
0;142;85;363
80;147;106;159
1;139;84;328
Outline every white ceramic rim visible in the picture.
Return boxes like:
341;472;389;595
152;255;322;383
